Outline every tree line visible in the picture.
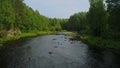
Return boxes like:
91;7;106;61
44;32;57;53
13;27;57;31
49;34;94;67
0;0;66;37
65;0;120;39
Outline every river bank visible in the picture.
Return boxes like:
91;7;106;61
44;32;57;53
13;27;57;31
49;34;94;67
80;35;120;52
0;31;55;46
65;32;120;52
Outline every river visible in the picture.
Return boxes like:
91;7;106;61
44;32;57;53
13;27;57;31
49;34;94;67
0;32;120;68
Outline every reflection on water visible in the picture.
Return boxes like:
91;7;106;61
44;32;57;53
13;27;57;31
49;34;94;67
0;34;120;68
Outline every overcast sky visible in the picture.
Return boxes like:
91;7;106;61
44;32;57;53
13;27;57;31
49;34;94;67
24;0;90;18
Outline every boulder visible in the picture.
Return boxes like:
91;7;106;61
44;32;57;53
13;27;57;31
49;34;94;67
0;28;21;37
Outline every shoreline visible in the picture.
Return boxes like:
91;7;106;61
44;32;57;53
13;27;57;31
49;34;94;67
65;32;120;53
80;35;120;51
0;31;55;46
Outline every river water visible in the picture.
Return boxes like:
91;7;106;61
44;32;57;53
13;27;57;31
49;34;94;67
0;32;120;68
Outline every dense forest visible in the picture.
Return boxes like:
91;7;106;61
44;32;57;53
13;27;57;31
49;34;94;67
65;0;120;49
0;0;66;37
67;0;120;37
0;0;120;49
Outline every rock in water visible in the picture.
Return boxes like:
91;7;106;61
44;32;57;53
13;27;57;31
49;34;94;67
53;38;56;40
48;52;53;55
54;46;58;48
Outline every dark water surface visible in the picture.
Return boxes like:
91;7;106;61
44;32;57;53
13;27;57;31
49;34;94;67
0;33;120;68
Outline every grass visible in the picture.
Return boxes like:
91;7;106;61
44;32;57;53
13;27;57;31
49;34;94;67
80;35;120;50
0;31;54;43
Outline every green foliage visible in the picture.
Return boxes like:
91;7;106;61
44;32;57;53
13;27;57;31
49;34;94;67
80;35;120;50
67;12;87;31
106;0;120;38
88;0;108;37
0;0;15;30
0;0;64;35
49;18;67;31
66;0;120;49
58;19;68;30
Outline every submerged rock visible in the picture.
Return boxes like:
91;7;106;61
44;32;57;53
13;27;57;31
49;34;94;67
54;46;58;48
53;38;57;40
48;52;53;55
